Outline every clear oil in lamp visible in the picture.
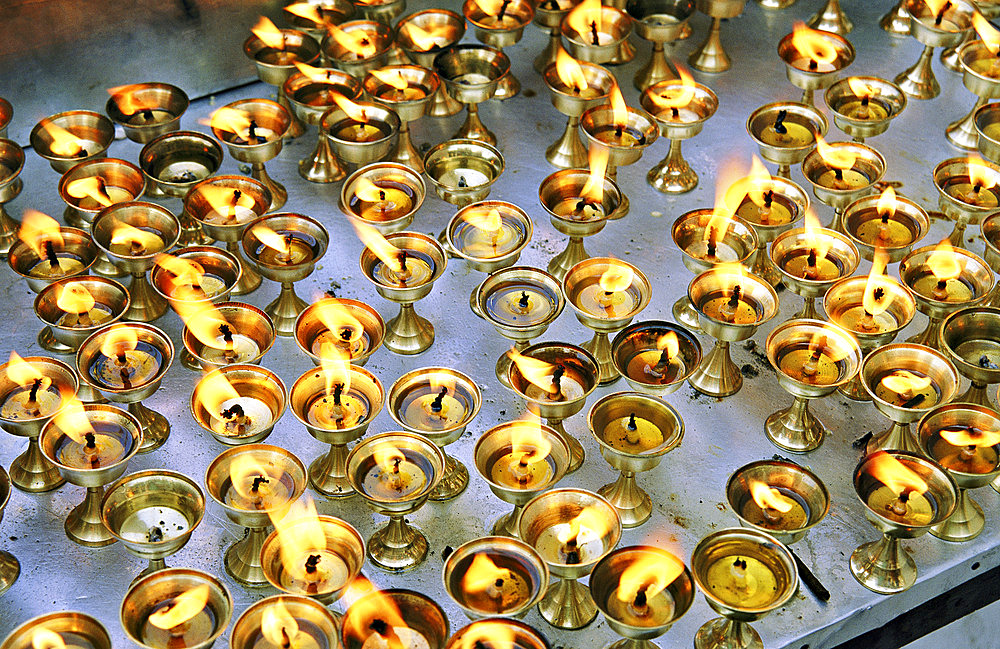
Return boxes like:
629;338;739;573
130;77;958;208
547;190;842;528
683;230;741;263
837;94;890;122
853;210;914;248
333;118;390;143
739;483;810;531
520;363;586;402
776;337;845;386
929;425;1000;474
601;412;664;454
361;448;429;500
816;166;870;191
484;282;559;327
625;346;684;385
451;213;521;259
550;196;606;221
310;328;370;360
699;285;760;325
487;443;556;490
866;483;934;525
574;278;640;319
758;110;815;148
704;555;781;609
456;552;532;615
347;180;416;223
535;519;605;566
873;369;941;408
306;381;370;430
31;630;98;649
836;302;898;335
55;285;113;328
27;245;85;278
55;420;132;469
199;324;262;365
108;226;166;257
208;397;274;439
607;574;676;627
779;247;843;282
910;270;975;303
224;467;295;511
942;176;1000;208
591;122;647;148
397;381;468;432
254;231;318;266
201;189;258;225
250;616;327;649
373;250;435;288
735;190;795;227
280;550;349;597
87;342;163;390
0;375;61;421
119;505;191;544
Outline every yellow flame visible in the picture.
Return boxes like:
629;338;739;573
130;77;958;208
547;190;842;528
816;135;857;172
614;553;684;605
284;2;324;25
750;481;795;513
252;16;286;50
609;84;628;130
55;282;96;315
509;419;552;467
847;76;880;100
506;348;559;396
269;497;328;582
194;370;241;417
197;183;257;220
401;22;451;51
881;369;932;397
6;352;52;392
927;238;963;283
598;262;634;293
65;177;114;208
657;331;679;358
109;221;163;255
230;453;281;501
458;621;515;649
877;186;897;220
353;176;409;207
328;24;377;59
567;0;602;40
342;580;409;643
208;106;253;139
708;262;746;298
790;21;838;67
18;210;64;259
707;156;750;251
866;451;929;497
925;0;952;19
174;301;231;351
100;326;138;360
649;65;696;110
252;224;291;256
556;504;612;546
863;247;894;318
464;206;503;234
940;426;1000;447
555;48;589;92
332;93;369;123
320;348;351;398
31;629;68;649
967;155;997;191
461;552;509;595
261;599;300;649
155;254;207;300
41;122;87;157
314;299;364;349
973;12;1000;55
293;61;334;82
745;156;774;210
351;222;404;273
147;584;211;630
580;145;608;205
50;397;95;446
107;84;160;118
472;0;507;16
803;208;833;266
370;67;409;91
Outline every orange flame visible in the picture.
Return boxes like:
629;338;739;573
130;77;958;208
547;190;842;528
925;0;951;16
461;552;510;595
401;22;452;51
555;48;589;93
472;0;508;16
155;254;208;301
580;145;608;206
197;184;257;222
750;481;795;513
208;106;253;140
328;24;377;59
863;247;894;319
790;21;837;67
866;451;929;497
293;61;335;82
193;370;241;417
927;238;963;283
877;186;897;220
174;301;231;351
506;348;559;397
457;621;515;649
614;553;685;605
314;299;365;350
229;452;282;503
31;629;69;649
106;84;160;117
320;350;351;398
18;210;64;259
252;16;286;50
109;221;163;256
6;352;51;392
56;283;97;315
746;156;774;210
147;584;211;630
50;397;95;446
332;93;369;123
967;156;997;192
657;331;679;358
260;599;302;649
973;13;1000;55
880;370;932;397
269;497;329;582
41;122;88;157
369;67;409;92
816;136;857;173
556;504;612;546
847;76;880;100
65;177;115;209
464;206;503;234
353;176;409;207
567;0;602;40
284;2;324;25
940;426;1000;448
252;224;291;256
100;326;138;360
342;580;410;644
707;157;747;251
352;222;404;273
598;262;633;293
609;84;628;130
509;419;552;467
649;65;696;110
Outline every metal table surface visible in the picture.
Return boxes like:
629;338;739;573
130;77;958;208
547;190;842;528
1;1;999;648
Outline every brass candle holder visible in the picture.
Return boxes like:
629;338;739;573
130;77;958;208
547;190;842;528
518;488;622;630
918;403;1000;542
463;0;534;100
640;74;718;194
359;230;447;355
58;157;146;231
628;0;695;90
506;342;600;474
347;431;445;571
474;266;566;388
0;138;23;258
342;589;449;649
671;209;759;333
861;343;960;455
34;276;130;356
801;139;886;233
939;307;1000;408
561;1;633;65
0;355;78;493
824;272;917;401
933;156;1000;247
76;322;174;454
688;0;744;73
0;466;17;595
184;175;271;297
580;93;659;219
8;220;98;294
29;110;115;173
981;212;1000;306
688;265;779;398
395;8;466;117
340;162;425;233
354;0;406;23
443;536;550;618
747;102;828;180
974;101;1000;163
40;402;141;546
425;139;505;212
321;97;401;172
538;165;622;280
727;459;830;545
120;568;233;649
777;24;855;106
284;0;356;40
473;420;571;537
941;2;1000;71
363;65;440;172
808;0;852;33
1;613;111;649
770;225;860;320
946;38;1000;150
231;595;339;649
192;365;287;446
182;302;276;371
564;257;652;385
542;52;615;169
244;21;322;140
91;202;181;322
764;318;861;453
204;444;307;585
323;20;393;78
210;98;291;211
102;469;205;580
433;45;511;145
532;0;579;74
294;297;385;367
842;190;929;265
106;82;190;143
690;528;798;649
283;64;363;183
242;212;330;337
611;320;703;396
825;76;907;143
289;363;383;498
882;0;912;36
850;451;958;594
260;510;365;602
447;200;533;287
590;545;695;649
444;620;548;649
588;391;684;527
899;242;993;349
388;367;482;501
139;130;224;208
894;0;974;100
151;246;241;321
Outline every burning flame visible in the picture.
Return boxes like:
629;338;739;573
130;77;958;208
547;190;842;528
614;553;685;606
155;254;207;301
252;16;286;50
332;93;369;123
927;238;963;284
6;352;51;392
109;221;163;256
50;397;96;446
881;370;932;397
816;136;857;173
506;348;559;397
567;0;602;40
31;629;69;649
193;370;241;417
556;505;611;546
65;177;115;209
790;22;837;68
342;580;410;645
649;65;696;111
877;186;897;221
56;283;97;315
269;497;328;582
327;24;377;59
147;584;211;630
260;599;302;649
352;222;404;274
320;351;351;398
924;0;952;20
465;206;503;234
706;156;747;252
555;48;589;93
252;224;291;256
973;13;1000;55
457;621;516;649
353;176;408;207
284;2;324;26
803;208;833;268
208;106;253;140
401;22;451;51
99;326;138;360
863;247;894;319
746;156;774;211
866;451;929;497
230;453;281;503
609;84;628;130
967;156;997;192
18;210;64;259
580;145;609;206
373;446;406;476
293;61;335;82
107;84;159;118
198;184;256;221
847;76;880;101
807;327;848;364
174;301;231;351
750;481;795;514
472;0;509;16
370;67;409;92
461;553;509;595
509;419;552;468
40;121;87;158
598;262;633;293
657;331;679;358
314;299;364;350
940;426;1000;447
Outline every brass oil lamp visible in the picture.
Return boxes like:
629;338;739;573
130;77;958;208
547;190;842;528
463;0;534;100
339;162;425;233
1;613;111;649
894;0;974;100
800;138;886;233
34;276;130;356
433;45;511;145
727;459;830;546
0;138;23;258
363;65;440;172
628;0;695;90
138;130;224;206
29;110;115;173
443;536;549;618
181;302;276;371
342;588;449;649
0;466;17;595
294;296;385;367
687;0;745;73
395;8;467;117
611;320;702;397
120;568;233;649
770;222;860;320
747;102;827;180
58;157;146;232
939;306;1000;408
542;51;615;170
825;76;907;144
777;23;855;106
933;155;1000;247
105;82;189;143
